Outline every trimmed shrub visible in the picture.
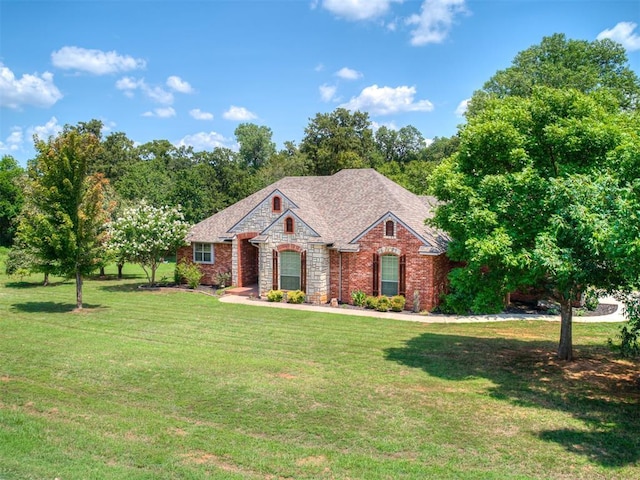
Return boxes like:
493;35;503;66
175;261;203;289
351;289;367;307
365;296;378;309
376;296;391;312
266;289;284;302
215;271;232;288
287;290;306;304
390;295;406;312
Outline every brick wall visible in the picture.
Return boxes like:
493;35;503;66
329;222;450;311
176;243;233;286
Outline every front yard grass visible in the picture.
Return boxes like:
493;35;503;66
0;250;638;479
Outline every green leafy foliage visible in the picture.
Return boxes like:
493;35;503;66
431;34;640;361
375;296;391;312
350;289;367;307
286;290;306;304
175;260;203;289
364;295;378;309
266;289;284;302
215;271;231;288
0;155;24;247
390;295;406;312
17;126;111;308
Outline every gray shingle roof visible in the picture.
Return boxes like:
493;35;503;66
187;169;449;253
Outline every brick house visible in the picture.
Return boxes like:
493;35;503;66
176;169;451;311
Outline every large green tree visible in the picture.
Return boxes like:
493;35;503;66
470;33;640;114
18;127;111;308
0;155;24;246
432;34;640;361
234;123;276;169
431;87;637;361
300;108;379;175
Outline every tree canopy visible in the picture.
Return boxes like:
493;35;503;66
0;155;24;246
431;34;640;361
18;126;111;308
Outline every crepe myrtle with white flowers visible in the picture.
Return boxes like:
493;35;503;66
109;201;189;285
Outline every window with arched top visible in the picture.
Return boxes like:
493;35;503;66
285;216;294;234
385;220;395;237
272;196;281;212
380;254;399;296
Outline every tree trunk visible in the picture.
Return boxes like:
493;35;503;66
151;261;156;286
43;272;49;286
76;270;83;310
557;298;573;361
99;266;105;277
117;262;124;279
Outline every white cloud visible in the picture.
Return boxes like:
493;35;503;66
0;127;24;152
406;0;467;46
319;83;338;102
142;107;176;118
315;63;325;72
455;98;470;117
166;75;194;93
597;21;640;52
0;63;63;109
177;131;235;151
189;108;214;120
144;85;174;104
339;84;434;115
336;67;363;80
223;105;257;121
319;0;402;21
31;117;63;141
51;46;146;75
370;120;399;132
116;76;174;104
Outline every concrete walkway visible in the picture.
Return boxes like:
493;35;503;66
218;294;627;324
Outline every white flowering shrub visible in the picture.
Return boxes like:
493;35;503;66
109;200;189;285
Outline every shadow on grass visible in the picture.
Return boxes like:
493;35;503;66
12;301;103;313
384;333;640;467
99;283;144;293
87;273;142;281
4;281;66;289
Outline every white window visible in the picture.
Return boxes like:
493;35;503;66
193;243;214;263
280;251;301;290
380;254;399;296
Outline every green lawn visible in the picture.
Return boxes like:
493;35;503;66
0;249;638;479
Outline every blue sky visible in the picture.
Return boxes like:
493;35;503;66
1;0;639;165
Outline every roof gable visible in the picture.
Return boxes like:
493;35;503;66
187;169;448;252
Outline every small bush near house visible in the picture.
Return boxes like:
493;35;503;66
175;261;203;289
390;295;406;312
376;296;391;312
266;290;284;302
584;288;599;311
365;296;378;309
287;290;305;304
215;271;232;288
351;290;367;307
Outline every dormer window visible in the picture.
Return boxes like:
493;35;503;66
272;196;281;212
385;220;395;237
285;216;294;234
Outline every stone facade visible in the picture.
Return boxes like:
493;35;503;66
257;216;330;304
